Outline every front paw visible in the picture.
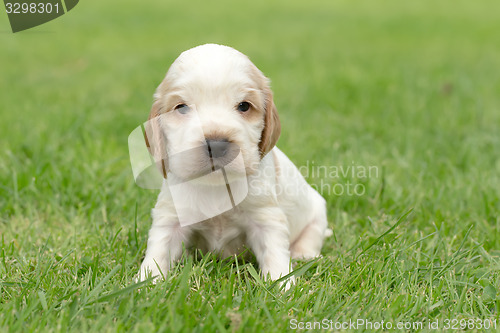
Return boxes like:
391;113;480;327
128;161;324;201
137;258;166;283
279;275;296;291
261;264;295;291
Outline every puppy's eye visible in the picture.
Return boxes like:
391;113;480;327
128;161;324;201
237;102;250;112
174;104;189;114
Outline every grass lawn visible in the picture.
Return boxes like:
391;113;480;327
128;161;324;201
1;0;500;331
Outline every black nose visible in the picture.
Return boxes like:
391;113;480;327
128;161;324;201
206;139;229;159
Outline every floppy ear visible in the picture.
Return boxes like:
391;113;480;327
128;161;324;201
144;100;168;178
259;85;281;157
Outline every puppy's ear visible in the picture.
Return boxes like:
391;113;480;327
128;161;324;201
259;85;281;157
144;99;168;178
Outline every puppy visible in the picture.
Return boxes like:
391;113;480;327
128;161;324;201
138;44;331;285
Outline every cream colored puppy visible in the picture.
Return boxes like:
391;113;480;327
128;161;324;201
138;44;331;284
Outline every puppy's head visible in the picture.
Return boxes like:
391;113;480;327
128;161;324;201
145;44;280;181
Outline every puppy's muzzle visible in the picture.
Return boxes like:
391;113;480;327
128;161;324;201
206;139;230;159
204;138;240;169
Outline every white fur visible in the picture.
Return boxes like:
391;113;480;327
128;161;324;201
138;44;331;286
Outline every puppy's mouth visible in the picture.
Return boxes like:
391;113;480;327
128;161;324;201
169;141;244;181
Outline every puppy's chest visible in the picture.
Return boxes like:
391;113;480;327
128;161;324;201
190;211;248;255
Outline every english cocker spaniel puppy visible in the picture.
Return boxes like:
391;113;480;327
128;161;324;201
138;44;331;285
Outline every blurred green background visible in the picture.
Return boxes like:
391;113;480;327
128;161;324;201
1;0;500;331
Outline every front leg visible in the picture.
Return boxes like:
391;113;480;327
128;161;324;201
138;209;190;281
246;207;292;282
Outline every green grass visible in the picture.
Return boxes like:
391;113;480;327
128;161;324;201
1;0;500;331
